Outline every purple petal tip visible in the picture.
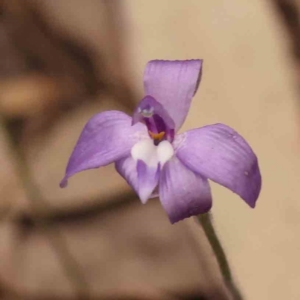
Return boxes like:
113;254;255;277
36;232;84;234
169;201;212;224
60;178;68;188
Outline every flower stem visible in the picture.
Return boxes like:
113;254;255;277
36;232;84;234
198;213;243;300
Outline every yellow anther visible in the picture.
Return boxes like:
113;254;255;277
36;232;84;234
149;131;165;141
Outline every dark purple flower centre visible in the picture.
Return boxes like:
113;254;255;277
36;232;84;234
132;95;175;145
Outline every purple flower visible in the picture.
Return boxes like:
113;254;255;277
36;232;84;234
60;60;261;223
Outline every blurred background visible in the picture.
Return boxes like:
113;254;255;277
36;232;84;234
0;0;299;299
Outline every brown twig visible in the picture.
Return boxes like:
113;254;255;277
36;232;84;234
0;116;91;299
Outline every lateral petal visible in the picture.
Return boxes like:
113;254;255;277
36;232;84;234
60;111;146;187
176;124;261;208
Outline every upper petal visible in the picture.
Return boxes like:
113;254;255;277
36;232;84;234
159;158;212;224
176;124;261;208
144;60;203;131
60;111;146;187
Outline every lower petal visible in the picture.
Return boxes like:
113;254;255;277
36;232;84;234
159;158;212;224
115;157;159;204
137;160;160;204
115;156;139;195
176;124;261;208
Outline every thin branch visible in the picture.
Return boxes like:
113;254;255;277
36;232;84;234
272;0;300;61
0;116;90;299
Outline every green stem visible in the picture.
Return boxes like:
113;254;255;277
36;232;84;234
198;213;243;300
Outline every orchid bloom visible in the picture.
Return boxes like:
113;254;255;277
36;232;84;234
60;60;261;223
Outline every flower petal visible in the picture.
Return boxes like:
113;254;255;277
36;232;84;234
60;111;146;187
176;124;261;208
159;158;212;224
115;156;159;201
156;140;174;167
144;60;203;131
131;138;174;169
131;138;158;168
115;156;139;195
136;160;160;204
132;95;175;142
